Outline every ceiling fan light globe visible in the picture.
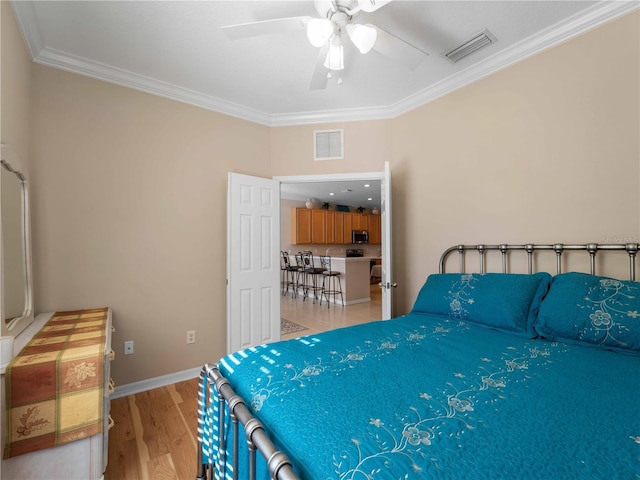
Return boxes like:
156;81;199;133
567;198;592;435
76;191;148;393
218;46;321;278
323;36;344;70
346;23;377;54
306;18;333;47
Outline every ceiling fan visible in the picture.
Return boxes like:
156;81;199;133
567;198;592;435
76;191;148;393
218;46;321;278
221;0;429;89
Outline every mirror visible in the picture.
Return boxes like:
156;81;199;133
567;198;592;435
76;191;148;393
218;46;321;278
1;146;33;338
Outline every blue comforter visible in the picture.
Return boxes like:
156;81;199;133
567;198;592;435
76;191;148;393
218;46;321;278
204;313;640;479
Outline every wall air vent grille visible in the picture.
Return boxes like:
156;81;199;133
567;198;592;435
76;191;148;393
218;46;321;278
314;129;344;161
443;29;497;63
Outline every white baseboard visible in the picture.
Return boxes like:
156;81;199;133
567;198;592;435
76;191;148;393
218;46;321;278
111;366;202;399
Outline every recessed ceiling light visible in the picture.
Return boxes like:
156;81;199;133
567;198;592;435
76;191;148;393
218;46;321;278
364;184;371;188
367;197;373;201
329;192;335;196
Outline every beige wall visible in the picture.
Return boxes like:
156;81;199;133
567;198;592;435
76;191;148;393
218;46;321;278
30;66;270;385
1;1;34;338
2;8;638;385
272;12;640;315
391;11;639;313
271;119;392;175
1;2;31;167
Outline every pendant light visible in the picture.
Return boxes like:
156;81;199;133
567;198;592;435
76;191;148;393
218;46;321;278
323;35;344;70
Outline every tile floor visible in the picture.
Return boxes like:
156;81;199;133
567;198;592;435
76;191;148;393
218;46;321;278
281;284;382;340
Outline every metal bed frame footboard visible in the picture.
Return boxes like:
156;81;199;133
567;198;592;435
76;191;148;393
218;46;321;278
196;363;299;480
439;243;640;280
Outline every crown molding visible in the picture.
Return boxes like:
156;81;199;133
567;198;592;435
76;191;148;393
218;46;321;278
12;0;639;128
270;103;395;126
34;46;274;126
10;0;43;59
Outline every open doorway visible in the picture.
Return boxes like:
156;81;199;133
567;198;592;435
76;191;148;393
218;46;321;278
276;170;392;338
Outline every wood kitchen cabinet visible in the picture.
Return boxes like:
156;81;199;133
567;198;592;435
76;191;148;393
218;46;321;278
326;211;336;244
324;210;351;245
352;213;368;231
368;214;381;244
291;208;332;244
291;208;312;244
342;212;353;244
311;209;326;243
291;208;381;245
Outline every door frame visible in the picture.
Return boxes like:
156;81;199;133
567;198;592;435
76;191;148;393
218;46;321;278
275;167;393;318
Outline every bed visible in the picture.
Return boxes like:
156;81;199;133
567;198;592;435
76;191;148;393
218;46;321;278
197;243;640;480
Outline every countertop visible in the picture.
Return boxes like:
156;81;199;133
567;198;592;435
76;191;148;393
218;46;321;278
312;255;381;262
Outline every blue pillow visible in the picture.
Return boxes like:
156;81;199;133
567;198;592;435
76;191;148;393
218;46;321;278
536;272;640;354
411;272;551;338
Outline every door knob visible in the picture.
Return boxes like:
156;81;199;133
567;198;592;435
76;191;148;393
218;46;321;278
378;282;398;289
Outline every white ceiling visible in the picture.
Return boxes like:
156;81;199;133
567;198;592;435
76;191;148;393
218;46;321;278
11;1;636;127
281;179;382;207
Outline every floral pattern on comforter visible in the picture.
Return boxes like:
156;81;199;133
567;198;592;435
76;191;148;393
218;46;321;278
203;313;640;480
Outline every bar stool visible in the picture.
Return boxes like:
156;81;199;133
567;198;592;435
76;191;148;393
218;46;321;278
320;255;344;308
294;253;306;298
301;251;324;303
280;252;298;297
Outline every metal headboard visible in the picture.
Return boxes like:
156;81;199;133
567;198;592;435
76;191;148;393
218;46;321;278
439;243;640;281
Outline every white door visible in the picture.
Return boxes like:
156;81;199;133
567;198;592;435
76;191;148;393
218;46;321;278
381;161;395;319
227;172;281;354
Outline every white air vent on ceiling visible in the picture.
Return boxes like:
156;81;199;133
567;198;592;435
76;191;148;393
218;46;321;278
443;29;497;63
314;129;344;161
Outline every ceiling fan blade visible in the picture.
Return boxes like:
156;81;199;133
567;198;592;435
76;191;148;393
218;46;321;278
221;16;311;40
345;0;393;15
373;27;428;70
314;0;334;18
357;0;393;13
310;44;330;90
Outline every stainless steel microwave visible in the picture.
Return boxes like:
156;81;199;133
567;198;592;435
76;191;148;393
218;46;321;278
352;230;369;244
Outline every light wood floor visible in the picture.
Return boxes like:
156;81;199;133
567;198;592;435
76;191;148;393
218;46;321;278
105;378;200;480
105;288;382;479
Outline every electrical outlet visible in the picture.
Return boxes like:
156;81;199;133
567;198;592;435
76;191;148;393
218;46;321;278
124;340;134;355
186;330;196;344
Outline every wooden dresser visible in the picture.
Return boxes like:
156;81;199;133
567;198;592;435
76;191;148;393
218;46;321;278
1;308;113;480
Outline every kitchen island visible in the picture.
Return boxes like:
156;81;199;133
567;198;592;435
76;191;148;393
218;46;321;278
311;256;380;305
